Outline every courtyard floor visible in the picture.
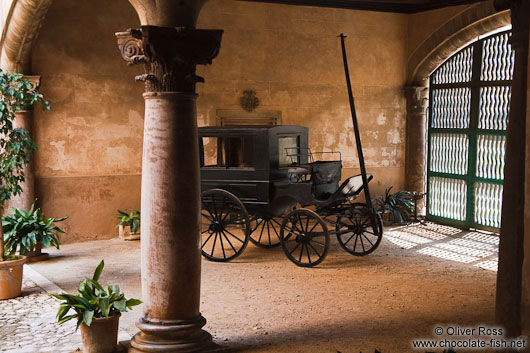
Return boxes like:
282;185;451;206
0;222;500;353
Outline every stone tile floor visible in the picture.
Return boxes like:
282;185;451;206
0;278;82;353
0;268;130;353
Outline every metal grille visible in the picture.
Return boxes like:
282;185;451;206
429;133;469;175
427;30;512;230
432;46;473;84
480;32;514;81
431;88;471;128
429;177;467;221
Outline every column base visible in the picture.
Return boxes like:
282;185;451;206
129;315;212;353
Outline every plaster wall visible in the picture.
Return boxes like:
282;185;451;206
197;0;408;199
31;0;143;242
406;4;470;64
29;0;469;242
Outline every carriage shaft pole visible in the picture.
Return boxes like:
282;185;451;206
339;33;374;209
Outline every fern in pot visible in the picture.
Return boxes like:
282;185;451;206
51;260;142;353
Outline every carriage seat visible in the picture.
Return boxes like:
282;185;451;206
311;160;342;200
340;173;373;199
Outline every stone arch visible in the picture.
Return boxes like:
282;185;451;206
0;0;54;73
407;2;511;86
404;1;510;194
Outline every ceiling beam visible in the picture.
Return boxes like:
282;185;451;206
240;0;487;13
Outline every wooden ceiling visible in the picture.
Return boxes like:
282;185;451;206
241;0;487;13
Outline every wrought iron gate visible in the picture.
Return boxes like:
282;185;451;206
426;30;514;230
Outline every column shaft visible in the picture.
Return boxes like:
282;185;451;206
8;110;35;211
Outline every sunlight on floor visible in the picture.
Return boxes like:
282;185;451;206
385;222;499;271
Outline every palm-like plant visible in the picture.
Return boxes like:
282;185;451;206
51;260;142;330
0;71;49;261
2;203;67;256
373;187;414;225
117;209;140;233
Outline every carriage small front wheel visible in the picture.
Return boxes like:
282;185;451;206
250;215;283;248
280;208;329;267
201;189;250;262
335;203;383;256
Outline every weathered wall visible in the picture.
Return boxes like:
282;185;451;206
28;0;479;242
31;0;143;242
406;4;470;63
197;0;408;199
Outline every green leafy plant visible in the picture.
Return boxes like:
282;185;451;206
373;186;414;225
2;203;67;256
117;209;140;233
51;260;142;330
0;71;49;261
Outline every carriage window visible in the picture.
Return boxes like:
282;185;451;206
202;137;225;167
279;136;300;167
227;136;254;168
201;136;254;168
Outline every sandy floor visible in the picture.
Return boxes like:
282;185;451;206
28;223;498;353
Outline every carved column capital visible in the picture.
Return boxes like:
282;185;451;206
116;26;223;93
404;85;429;116
23;76;41;90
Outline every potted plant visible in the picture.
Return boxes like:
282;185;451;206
0;71;48;300
373;187;414;226
117;209;140;241
2;203;67;262
51;260;142;353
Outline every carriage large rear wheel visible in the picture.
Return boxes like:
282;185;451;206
335;203;383;256
280;209;329;267
250;215;283;248
201;189;250;262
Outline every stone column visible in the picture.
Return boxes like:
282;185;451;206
404;86;428;210
8;75;40;212
493;0;529;338
116;8;223;352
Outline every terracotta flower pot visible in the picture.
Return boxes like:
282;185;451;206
80;313;121;353
0;255;26;300
25;242;49;262
118;224;140;241
25;242;43;257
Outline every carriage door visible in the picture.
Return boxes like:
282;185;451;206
426;30;514;230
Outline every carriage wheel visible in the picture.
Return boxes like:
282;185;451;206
201;189;250;262
335;203;383;256
250;215;282;248
280;209;329;267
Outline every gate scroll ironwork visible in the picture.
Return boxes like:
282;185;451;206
427;30;514;230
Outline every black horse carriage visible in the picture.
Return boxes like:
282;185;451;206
200;33;382;267
199;125;383;267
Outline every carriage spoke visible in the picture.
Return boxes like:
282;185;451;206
359;234;366;253
266;219;272;245
289;242;301;255
202;233;214;248
308;242;322;258
307;221;319;234
210;233;218;257
224;229;245;243
218;232;227;259
361;233;375;247
353;234;359;252
222;231;238;254
298;243;305;263
258;220;266;243
305;243;312;263
342;233;355;246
